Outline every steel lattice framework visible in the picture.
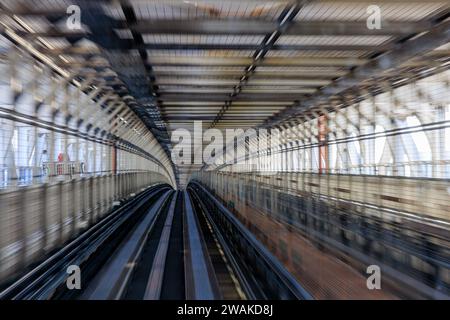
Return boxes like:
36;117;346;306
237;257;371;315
0;0;449;187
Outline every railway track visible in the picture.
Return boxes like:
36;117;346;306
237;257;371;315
0;183;313;300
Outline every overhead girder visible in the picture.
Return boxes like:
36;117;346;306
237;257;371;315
0;50;175;185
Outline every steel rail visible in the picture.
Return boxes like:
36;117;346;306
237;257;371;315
81;190;173;300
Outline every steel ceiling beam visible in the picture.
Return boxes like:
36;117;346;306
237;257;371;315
162;106;284;110
160;87;317;94
68;0;175;178
165;116;270;120
242;88;317;94
39;43;389;53
118;1;177;180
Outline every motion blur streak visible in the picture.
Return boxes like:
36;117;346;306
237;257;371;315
0;0;449;300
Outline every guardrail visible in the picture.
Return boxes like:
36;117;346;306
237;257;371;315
0;171;168;286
